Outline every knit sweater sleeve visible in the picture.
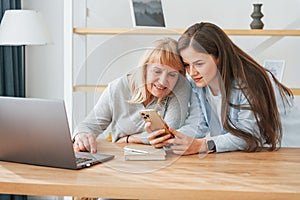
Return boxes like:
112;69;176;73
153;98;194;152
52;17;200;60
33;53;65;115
72;83;113;139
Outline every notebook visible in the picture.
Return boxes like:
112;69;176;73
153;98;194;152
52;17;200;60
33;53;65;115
0;96;114;169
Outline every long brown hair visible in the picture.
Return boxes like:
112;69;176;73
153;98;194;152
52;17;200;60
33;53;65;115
178;22;293;151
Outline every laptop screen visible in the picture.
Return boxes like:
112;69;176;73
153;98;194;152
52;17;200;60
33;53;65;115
0;97;114;169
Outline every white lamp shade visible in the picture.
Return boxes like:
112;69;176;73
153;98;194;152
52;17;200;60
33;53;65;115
0;10;51;45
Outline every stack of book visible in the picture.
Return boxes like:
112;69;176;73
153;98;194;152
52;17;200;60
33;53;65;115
124;145;166;161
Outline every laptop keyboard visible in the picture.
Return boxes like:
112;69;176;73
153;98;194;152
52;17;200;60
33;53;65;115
76;157;92;164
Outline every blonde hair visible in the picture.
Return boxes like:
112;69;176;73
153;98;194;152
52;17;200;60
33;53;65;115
128;38;184;104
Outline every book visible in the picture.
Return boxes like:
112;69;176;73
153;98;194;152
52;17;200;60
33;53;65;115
124;145;166;161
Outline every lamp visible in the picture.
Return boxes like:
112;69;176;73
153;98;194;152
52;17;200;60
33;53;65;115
0;10;50;95
0;10;50;45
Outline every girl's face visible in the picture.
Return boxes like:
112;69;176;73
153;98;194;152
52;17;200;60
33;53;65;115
145;63;179;98
180;46;219;90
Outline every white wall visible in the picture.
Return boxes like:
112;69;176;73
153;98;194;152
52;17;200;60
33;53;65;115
71;0;300;126
24;0;300;131
23;0;64;100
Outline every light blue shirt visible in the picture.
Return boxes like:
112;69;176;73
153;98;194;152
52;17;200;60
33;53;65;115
189;76;300;152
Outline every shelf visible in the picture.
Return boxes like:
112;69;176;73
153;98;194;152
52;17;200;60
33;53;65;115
224;29;300;36
73;85;300;95
73;28;300;36
73;85;107;92
74;28;184;35
292;88;300;96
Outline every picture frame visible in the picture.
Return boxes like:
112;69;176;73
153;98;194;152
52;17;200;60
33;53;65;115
129;0;166;27
263;60;285;82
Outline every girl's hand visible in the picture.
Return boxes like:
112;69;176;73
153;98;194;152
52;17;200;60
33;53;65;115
167;128;207;155
145;122;174;148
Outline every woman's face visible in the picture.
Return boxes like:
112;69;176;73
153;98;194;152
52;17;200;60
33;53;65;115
180;46;219;89
145;63;179;98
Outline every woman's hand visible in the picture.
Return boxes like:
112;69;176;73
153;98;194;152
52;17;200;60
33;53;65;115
73;132;97;153
167;128;207;155
116;134;144;144
145;122;174;148
116;135;128;143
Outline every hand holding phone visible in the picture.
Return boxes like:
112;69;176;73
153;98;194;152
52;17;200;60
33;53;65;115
140;109;173;137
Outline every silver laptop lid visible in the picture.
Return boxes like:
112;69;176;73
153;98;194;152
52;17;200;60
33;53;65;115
0;97;79;169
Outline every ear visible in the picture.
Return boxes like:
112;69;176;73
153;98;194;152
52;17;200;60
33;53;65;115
213;57;219;65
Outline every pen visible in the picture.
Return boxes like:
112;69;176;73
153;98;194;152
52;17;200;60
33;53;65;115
124;147;148;154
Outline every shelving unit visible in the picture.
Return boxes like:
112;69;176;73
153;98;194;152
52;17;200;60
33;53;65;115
72;28;300;96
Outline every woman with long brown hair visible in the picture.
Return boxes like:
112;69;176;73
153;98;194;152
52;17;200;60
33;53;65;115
164;22;300;155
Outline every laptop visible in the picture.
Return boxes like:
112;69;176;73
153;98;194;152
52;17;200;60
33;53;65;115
0;96;114;169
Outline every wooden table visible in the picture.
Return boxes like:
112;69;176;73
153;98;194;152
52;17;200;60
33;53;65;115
1;140;300;200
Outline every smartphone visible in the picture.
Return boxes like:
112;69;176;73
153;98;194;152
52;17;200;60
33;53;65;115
139;109;173;137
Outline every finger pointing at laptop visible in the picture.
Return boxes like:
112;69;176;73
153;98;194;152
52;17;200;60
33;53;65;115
73;133;97;153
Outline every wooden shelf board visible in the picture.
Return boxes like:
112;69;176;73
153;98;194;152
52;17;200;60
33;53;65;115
73;28;184;35
73;85;300;95
225;29;300;36
293;88;300;96
73;28;300;36
73;85;107;92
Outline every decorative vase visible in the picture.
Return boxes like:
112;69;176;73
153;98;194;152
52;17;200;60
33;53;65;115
250;3;264;29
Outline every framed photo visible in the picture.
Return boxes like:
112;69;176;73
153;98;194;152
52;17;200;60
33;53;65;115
263;60;285;82
129;0;166;27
